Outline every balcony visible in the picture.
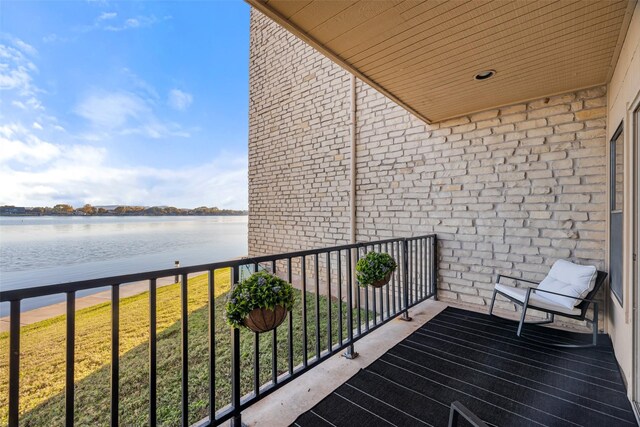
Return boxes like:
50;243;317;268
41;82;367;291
242;0;640;423
1;235;635;426
2;0;639;425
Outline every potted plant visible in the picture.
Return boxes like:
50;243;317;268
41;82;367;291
225;271;295;333
356;252;397;288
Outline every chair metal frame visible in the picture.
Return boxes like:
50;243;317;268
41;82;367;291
489;271;607;348
448;401;488;427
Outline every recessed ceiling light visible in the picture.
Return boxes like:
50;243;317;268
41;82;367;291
474;70;496;81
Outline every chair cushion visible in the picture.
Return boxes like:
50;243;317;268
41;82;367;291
494;283;581;316
536;260;597;309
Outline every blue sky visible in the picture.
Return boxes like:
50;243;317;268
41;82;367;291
0;0;250;209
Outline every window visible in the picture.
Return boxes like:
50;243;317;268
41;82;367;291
610;123;624;305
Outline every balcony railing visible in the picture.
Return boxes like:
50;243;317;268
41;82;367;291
1;235;437;427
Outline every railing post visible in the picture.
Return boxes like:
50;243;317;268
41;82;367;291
343;247;358;359
432;236;438;300
8;300;20;427
181;273;189;426
401;239;412;321
230;265;242;427
110;285;120;427
149;279;157;427
66;291;75;427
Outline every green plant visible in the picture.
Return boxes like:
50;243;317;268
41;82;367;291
356;252;397;287
225;271;295;329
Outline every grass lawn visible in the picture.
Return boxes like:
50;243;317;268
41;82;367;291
0;269;365;426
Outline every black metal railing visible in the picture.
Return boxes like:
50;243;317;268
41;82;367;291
1;235;437;427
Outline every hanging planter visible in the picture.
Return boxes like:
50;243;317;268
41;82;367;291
244;305;288;333
356;252;397;288
369;271;394;288
225;271;294;333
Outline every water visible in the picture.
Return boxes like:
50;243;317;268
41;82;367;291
0;216;248;314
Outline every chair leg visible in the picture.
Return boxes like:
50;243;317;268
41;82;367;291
592;306;598;347
489;289;497;316
517;304;528;337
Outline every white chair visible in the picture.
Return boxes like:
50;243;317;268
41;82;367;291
489;260;607;347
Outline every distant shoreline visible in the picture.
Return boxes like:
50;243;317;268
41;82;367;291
0;213;248;217
0;204;248;216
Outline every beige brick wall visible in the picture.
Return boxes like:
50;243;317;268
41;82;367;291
249;10;352;253
248;11;607;323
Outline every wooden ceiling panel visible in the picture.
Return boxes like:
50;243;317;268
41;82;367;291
289;1;358;30
324;1;427;53
412;49;614;106
359;1;575;76
249;0;637;123
307;1;403;41
387;19;624;94
264;0;313;18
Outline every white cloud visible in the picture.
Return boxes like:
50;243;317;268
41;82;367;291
0;47;35;91
167;89;193;111
11;100;27;109
13;39;37;57
42;33;70;44
0;123;61;165
75;91;149;128
0;63;32;90
122;67;159;99
77;13;171;33
25;97;44;111
103;15;170;31
120;120;190;139
0;124;247;209
74;90;190;139
0;37;43;111
98;12;117;21
124;18;139;28
32;121;43;130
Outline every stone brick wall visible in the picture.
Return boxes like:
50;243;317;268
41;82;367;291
248;10;608;325
353;82;607;314
248;10;352;254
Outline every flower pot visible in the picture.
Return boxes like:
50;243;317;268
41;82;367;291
243;305;288;333
369;271;393;288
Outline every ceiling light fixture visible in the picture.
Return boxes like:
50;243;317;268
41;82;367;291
474;70;496;81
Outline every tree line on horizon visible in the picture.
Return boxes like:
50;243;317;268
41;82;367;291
0;204;248;216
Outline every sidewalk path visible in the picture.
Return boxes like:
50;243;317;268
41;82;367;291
0;274;197;333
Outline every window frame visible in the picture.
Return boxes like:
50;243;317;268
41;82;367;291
610;121;624;306
611;122;624;213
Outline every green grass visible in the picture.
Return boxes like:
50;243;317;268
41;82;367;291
0;270;365;426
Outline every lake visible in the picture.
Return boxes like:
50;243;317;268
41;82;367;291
0;216;248;314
